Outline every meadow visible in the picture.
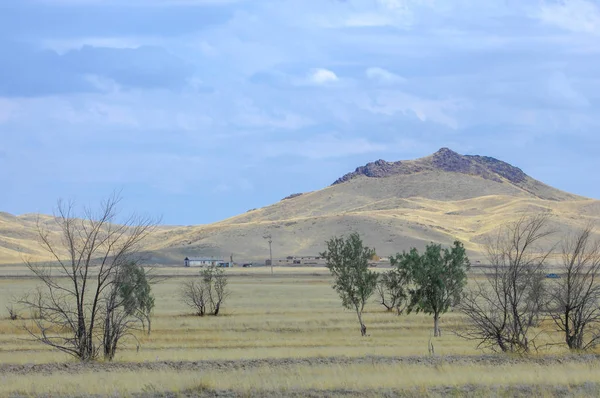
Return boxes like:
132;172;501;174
2;266;600;397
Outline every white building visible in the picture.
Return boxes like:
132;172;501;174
184;257;223;267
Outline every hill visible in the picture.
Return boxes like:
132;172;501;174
1;148;599;265
143;148;600;264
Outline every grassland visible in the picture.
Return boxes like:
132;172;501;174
3;187;600;266
2;266;600;397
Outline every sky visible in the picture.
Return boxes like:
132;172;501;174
1;0;599;225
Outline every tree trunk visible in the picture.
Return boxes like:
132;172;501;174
356;309;367;337
433;313;441;337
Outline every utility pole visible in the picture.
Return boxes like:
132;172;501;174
264;234;273;275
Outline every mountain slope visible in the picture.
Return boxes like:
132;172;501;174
0;148;598;265
143;148;597;263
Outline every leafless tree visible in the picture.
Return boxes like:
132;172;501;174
526;271;547;328
182;266;229;316
19;193;158;361
181;280;207;316
102;275;136;361
203;265;229;316
6;305;18;321
458;214;554;353
548;224;600;350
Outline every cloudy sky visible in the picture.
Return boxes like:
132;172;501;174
1;0;599;225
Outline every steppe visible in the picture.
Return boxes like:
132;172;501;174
3;267;600;397
1;148;600;266
2;148;600;397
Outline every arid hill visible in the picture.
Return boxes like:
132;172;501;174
1;148;599;265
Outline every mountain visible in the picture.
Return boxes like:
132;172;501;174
332;148;580;201
1;148;599;265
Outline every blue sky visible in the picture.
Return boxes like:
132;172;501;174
1;0;599;225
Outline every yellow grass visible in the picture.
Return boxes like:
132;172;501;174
0;266;599;396
2;170;600;266
4;362;600;396
0;270;483;363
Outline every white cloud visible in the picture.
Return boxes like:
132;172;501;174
236;111;313;130
538;0;600;34
546;72;590;107
31;0;245;6
212;183;231;193
233;98;313;130
0;99;17;124
84;74;121;93
343;13;397;27
365;67;406;85
212;179;253;194
41;37;157;54
360;91;467;129
305;68;339;85
261;134;386;159
378;0;406;10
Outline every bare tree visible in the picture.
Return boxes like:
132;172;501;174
203;265;229;316
526;271;547;328
102;275;135;361
6;305;18;321
19;193;158;361
181;265;229;316
376;269;408;314
181;280;207;316
458;214;554;353
548;225;600;350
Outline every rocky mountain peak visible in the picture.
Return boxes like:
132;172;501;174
332;148;529;186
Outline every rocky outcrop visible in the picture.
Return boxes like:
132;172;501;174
332;159;423;185
282;193;303;200
465;155;527;184
332;148;528;186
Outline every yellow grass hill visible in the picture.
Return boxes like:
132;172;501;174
2;148;599;265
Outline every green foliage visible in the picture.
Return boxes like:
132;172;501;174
118;261;155;332
392;241;470;336
321;232;378;336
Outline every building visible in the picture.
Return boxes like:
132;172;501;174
184;257;224;267
275;256;325;266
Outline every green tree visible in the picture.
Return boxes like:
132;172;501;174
118;262;156;335
321;232;378;336
103;261;157;360
393;241;470;337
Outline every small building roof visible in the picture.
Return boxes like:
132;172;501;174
186;257;225;261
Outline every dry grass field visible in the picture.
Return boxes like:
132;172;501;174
2;266;600;397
